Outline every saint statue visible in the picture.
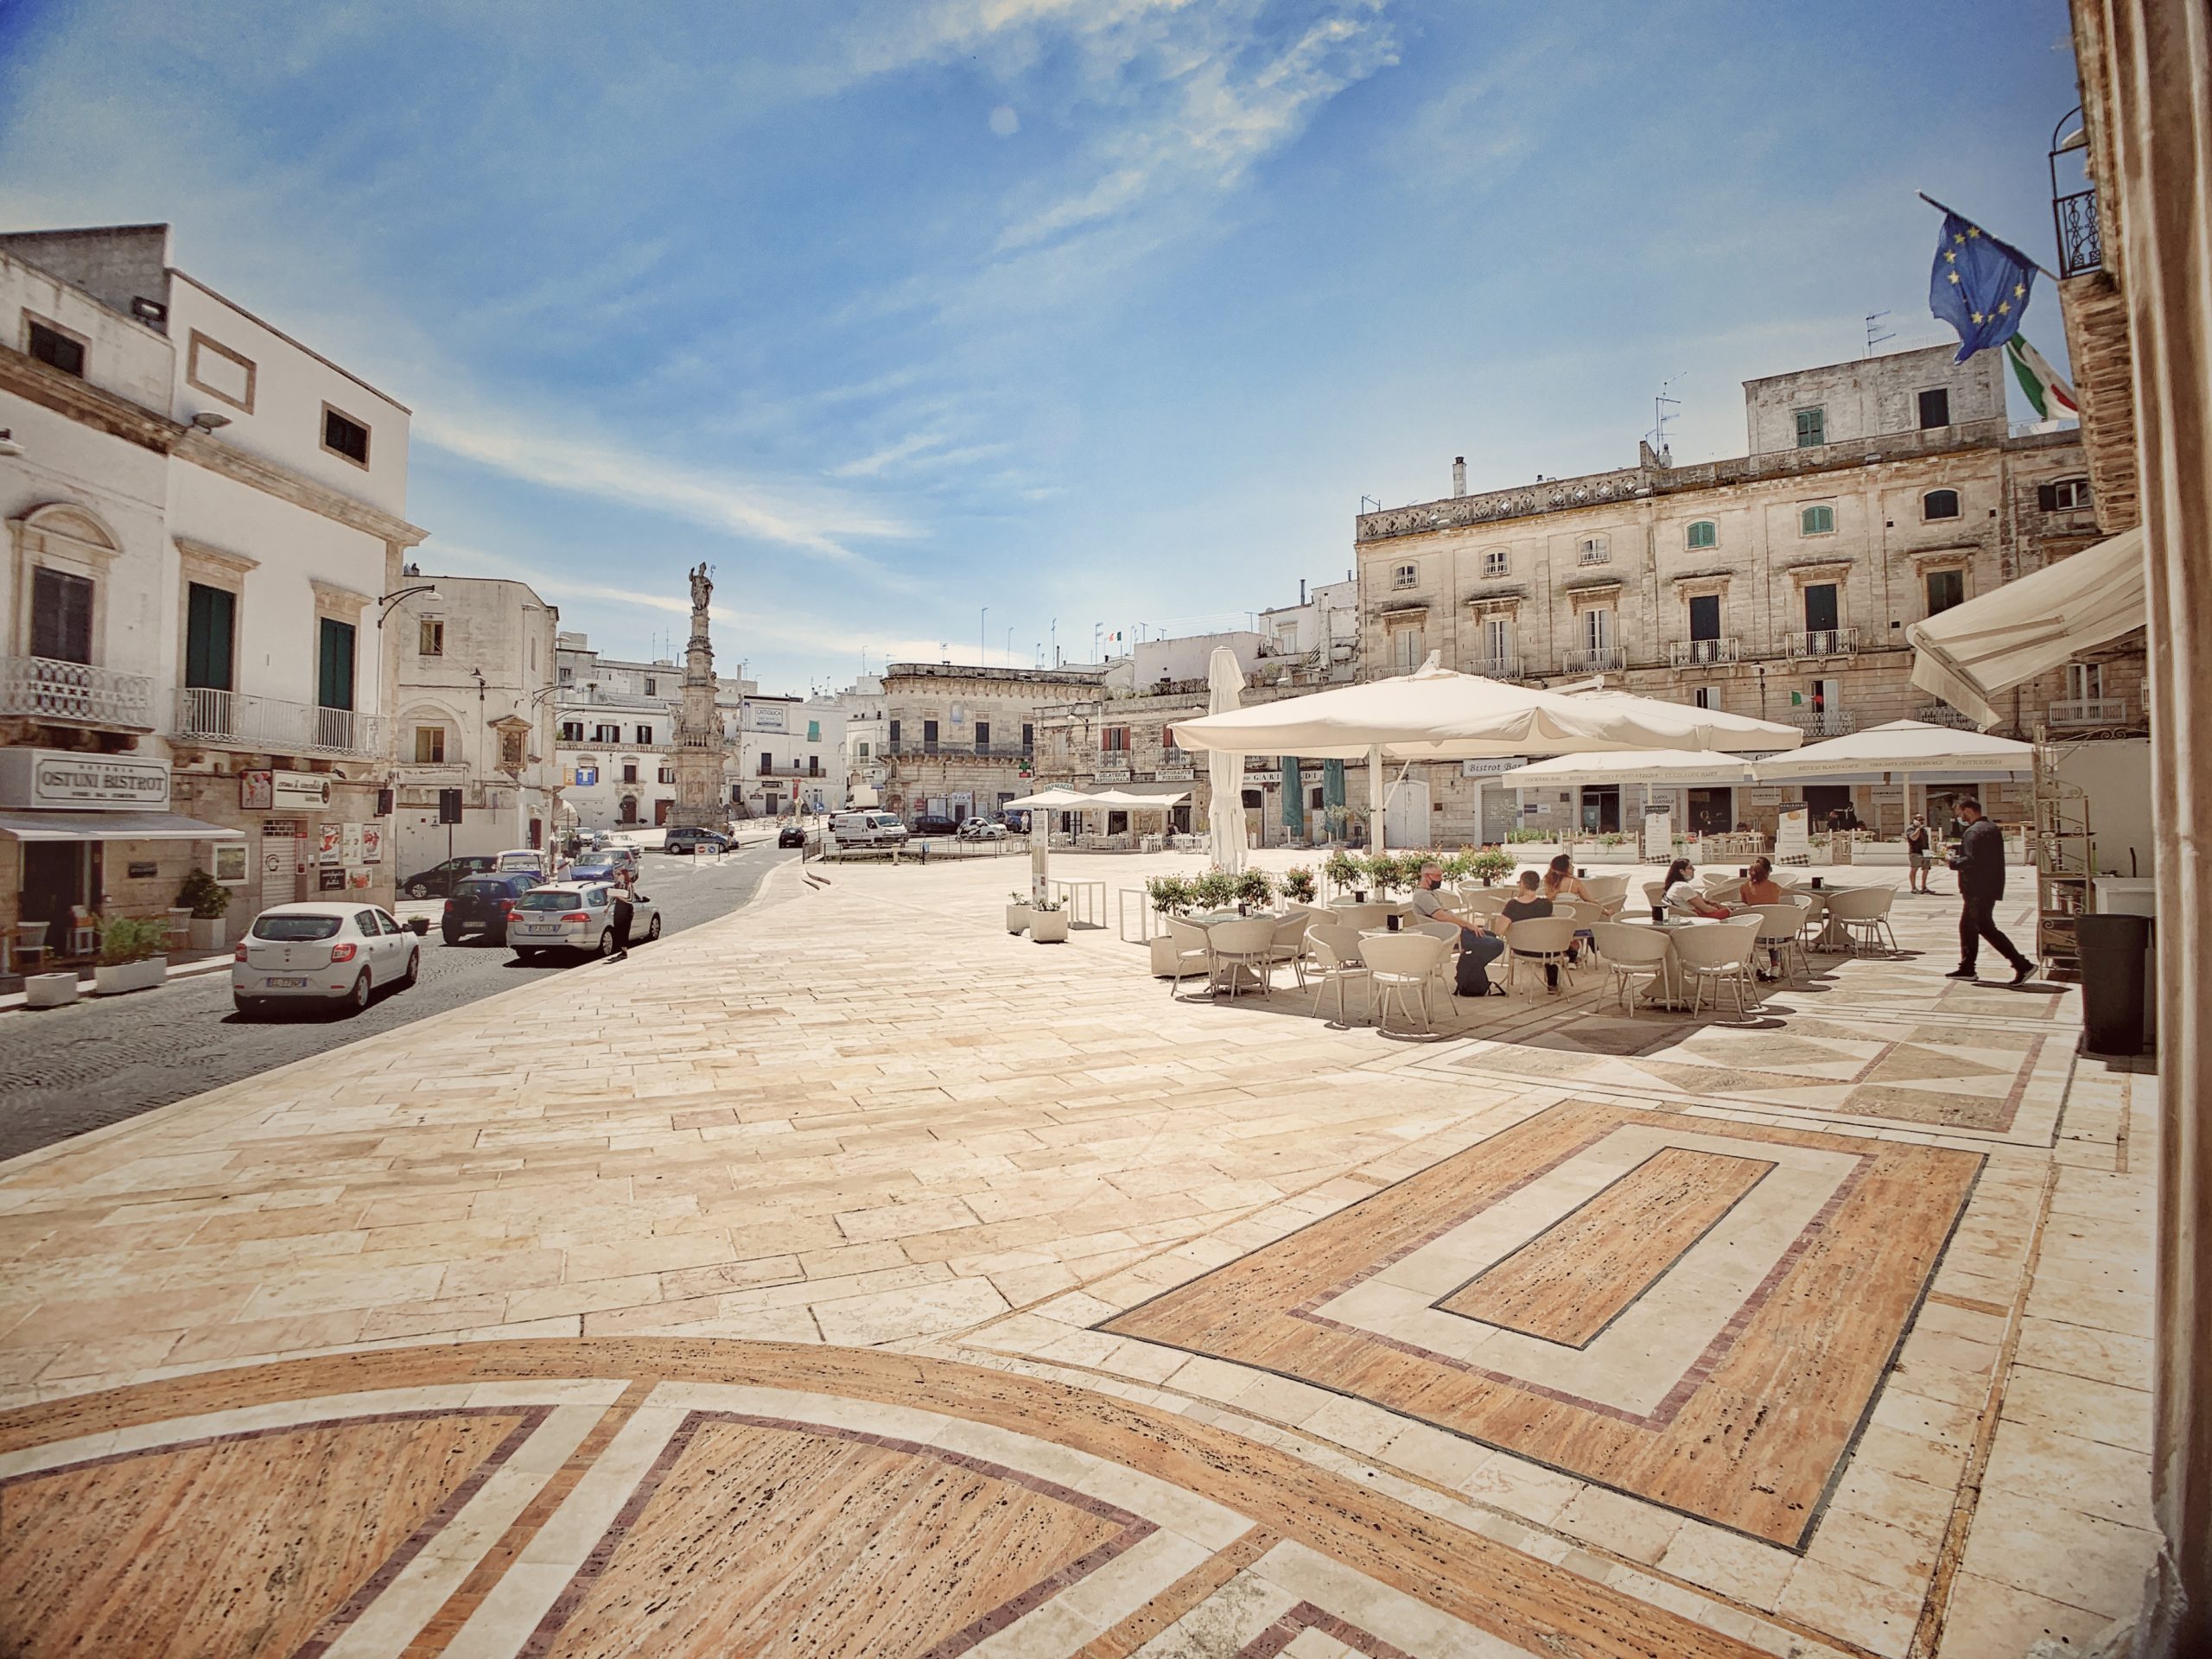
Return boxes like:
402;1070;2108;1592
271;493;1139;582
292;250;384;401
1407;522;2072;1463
689;563;712;613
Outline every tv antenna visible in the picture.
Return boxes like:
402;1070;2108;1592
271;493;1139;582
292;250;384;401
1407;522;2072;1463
1865;310;1897;357
1646;372;1686;466
1358;494;1382;514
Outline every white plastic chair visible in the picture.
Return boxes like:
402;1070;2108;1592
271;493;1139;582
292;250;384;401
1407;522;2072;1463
1266;911;1314;990
1551;899;1602;959
1407;919;1460;1001
1582;874;1630;912
1590;922;1671;1015
1457;888;1511;920
1306;923;1371;1026
1163;918;1216;998
1503;915;1579;998
1208;917;1278;999
1747;900;1812;982
1641;880;1669;909
1673;918;1764;1019
1330;900;1394;932
1826;887;1898;956
1358;931;1451;1034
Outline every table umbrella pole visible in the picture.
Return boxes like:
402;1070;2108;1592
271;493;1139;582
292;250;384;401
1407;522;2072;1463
1369;746;1386;851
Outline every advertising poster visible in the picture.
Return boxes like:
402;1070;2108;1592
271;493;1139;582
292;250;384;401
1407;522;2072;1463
1777;806;1812;863
340;822;364;864
321;823;343;865
1642;810;1673;861
239;771;274;810
360;823;384;864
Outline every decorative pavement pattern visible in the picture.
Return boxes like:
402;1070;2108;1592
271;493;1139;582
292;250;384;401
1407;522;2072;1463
0;855;2160;1657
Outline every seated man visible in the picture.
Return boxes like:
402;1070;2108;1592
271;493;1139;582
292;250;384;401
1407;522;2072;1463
1496;869;1561;990
1408;861;1505;996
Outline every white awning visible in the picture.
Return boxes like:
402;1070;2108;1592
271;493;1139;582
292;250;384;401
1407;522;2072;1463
1750;720;2037;783
1491;749;1762;788
0;810;245;842
1908;526;2146;728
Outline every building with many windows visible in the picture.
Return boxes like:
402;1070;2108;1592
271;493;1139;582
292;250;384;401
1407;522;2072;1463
0;224;424;945
875;662;1103;824
1351;344;2108;842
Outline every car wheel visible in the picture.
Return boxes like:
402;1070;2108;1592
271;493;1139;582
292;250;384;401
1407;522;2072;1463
645;912;663;942
232;995;262;1019
408;881;430;899
343;972;371;1014
441;926;461;945
401;950;419;987
515;947;540;962
594;928;616;959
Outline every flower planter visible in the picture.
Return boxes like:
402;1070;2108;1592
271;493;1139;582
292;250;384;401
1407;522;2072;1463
23;972;78;1009
1005;904;1032;934
93;958;167;996
188;918;227;952
1030;910;1070;943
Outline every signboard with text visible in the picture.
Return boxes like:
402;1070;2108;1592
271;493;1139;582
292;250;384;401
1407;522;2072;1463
1459;758;1529;778
1776;806;1812;863
0;748;169;810
272;772;333;810
1642;810;1673;861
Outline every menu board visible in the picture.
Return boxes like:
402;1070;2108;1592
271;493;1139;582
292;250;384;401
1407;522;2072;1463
1776;806;1812;863
1642;810;1672;861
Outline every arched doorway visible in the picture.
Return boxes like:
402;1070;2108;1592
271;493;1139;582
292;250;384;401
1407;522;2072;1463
619;796;639;825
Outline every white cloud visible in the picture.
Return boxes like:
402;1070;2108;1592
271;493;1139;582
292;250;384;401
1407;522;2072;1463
988;104;1020;136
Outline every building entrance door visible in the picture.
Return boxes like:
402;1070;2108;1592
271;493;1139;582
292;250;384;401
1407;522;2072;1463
654;798;672;826
21;842;92;939
1686;788;1734;836
1384;778;1430;848
1580;785;1622;835
258;834;299;916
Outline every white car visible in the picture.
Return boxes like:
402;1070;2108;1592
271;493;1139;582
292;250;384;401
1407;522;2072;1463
507;881;661;960
494;848;550;878
957;818;1007;841
233;902;419;1017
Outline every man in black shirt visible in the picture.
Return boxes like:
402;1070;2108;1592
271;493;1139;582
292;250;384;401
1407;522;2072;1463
1943;797;2033;984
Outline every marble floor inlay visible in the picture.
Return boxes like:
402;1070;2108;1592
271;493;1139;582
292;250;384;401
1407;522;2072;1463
1103;1098;1982;1548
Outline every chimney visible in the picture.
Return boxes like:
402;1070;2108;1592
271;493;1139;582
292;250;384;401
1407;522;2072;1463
1452;456;1467;498
1299;579;1307;605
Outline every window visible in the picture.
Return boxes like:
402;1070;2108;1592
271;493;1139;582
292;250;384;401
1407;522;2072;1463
321;404;371;467
1391;626;1425;673
1482;547;1510;577
856;741;870;760
1800;503;1836;536
658;764;675;784
1693;686;1719;711
1577;536;1609;565
807;719;820;742
1482;615;1511;664
27;318;86;378
634;724;652;745
594;723;619;742
975;721;990;750
558;665;573;683
559;720;584;741
1021;722;1033;750
922;719;939;750
2038;477;2092;511
413;727;446;763
1392;563;1418;589
1583;608;1614;651
1795;408;1826;448
622;760;639;784
31;568;94;663
184;582;234;690
1927;569;1966;616
2068;662;2104;702
888;719;900;747
1688;594;1721;642
1923;488;1961;521
1685;520;1717;550
317;618;356;711
760;751;773;775
1242;790;1263;810
418;618;444;656
809;755;821;775
1803;583;1840;633
1918;388;1950;429
1101;727;1130;752
644;677;658;696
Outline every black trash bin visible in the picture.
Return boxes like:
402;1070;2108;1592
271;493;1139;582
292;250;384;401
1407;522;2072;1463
2077;912;2154;1056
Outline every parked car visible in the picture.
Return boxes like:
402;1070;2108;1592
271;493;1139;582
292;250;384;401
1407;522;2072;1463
507;881;661;959
830;811;908;847
777;823;807;848
442;872;536;945
912;814;960;836
564;844;639;882
494;848;550;879
233;902;419;1016
399;855;496;899
957;817;1007;841
664;827;731;855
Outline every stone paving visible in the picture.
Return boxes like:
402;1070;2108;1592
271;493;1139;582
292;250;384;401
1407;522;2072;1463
0;849;2158;1657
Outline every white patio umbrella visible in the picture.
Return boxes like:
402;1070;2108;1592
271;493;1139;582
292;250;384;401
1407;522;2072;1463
1556;689;1804;753
1752;719;2035;829
1491;749;1763;787
1205;647;1249;874
1006;786;1087;906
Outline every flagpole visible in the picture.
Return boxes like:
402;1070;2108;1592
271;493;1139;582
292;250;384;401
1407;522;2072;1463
1916;191;2061;282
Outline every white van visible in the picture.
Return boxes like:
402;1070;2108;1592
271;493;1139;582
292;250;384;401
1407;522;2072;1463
494;848;550;877
830;811;908;847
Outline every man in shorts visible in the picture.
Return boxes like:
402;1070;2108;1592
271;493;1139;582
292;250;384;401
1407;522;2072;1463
1905;814;1934;893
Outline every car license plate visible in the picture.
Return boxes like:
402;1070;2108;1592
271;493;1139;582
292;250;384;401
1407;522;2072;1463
520;924;563;935
266;976;309;988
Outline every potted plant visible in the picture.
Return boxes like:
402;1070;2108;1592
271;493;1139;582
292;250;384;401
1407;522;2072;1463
1281;865;1318;905
1469;849;1515;887
175;868;232;951
1006;889;1033;934
1322;849;1364;900
1232;868;1275;912
1144;874;1195;918
1029;896;1069;943
1191;868;1237;912
92;915;170;996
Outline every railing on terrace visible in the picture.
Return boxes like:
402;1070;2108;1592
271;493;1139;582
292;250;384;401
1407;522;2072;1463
1788;709;1858;737
1916;702;1979;730
2049;697;2129;727
1787;628;1859;660
1469;652;1521;679
880;743;1034;760
1669;638;1740;669
173;687;387;758
2054;189;2101;279
0;655;156;729
1563;645;1626;674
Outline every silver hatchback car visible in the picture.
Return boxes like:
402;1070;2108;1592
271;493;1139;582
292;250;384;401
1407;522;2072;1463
506;881;661;960
233;902;419;1016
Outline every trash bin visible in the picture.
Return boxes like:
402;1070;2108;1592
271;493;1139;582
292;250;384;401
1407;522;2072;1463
2077;912;2154;1056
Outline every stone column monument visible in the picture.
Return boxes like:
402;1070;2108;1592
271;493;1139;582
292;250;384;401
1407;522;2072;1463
668;563;727;830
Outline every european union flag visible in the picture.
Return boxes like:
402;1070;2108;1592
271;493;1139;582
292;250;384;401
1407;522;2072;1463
1929;211;2036;363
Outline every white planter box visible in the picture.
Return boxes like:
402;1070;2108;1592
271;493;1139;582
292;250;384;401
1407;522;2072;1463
188;917;228;951
1853;843;1907;865
23;972;78;1008
1005;904;1031;934
1148;934;1185;976
93;958;167;996
1031;910;1070;943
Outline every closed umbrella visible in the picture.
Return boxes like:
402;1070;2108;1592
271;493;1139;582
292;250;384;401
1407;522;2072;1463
1205;647;1248;874
1007;785;1086;906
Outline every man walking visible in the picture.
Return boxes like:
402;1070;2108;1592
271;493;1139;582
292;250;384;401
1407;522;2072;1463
1904;814;1934;894
1944;797;2033;984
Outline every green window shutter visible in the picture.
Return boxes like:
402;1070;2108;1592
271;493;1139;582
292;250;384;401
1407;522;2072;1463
185;583;235;690
318;618;357;710
808;720;820;742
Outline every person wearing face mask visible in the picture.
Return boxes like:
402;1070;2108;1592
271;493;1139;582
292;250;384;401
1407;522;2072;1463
1408;861;1505;996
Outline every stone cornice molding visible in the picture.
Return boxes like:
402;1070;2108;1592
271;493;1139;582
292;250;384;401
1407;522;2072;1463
310;578;372;620
0;345;181;451
1782;558;1856;581
172;536;260;577
173;430;427;549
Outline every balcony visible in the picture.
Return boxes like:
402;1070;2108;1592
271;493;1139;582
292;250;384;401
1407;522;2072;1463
881;742;1034;762
1669;638;1740;669
2049;697;2129;727
172;687;388;759
1789;709;1858;737
1787;628;1859;660
2053;188;2101;279
1563;645;1626;674
1916;701;1979;730
1469;652;1522;680
0;655;156;730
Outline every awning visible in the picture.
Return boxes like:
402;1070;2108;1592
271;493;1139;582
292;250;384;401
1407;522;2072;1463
1492;749;1761;788
1750;720;2036;783
1908;526;2146;728
0;810;246;842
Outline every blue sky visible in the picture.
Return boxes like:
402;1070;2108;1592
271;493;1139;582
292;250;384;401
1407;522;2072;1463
0;0;2082;692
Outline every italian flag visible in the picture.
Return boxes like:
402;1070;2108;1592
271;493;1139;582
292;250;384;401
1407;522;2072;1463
2007;336;2081;423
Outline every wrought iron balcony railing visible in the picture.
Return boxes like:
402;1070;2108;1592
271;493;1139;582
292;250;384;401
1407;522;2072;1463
2049;697;2129;727
1916;701;1978;730
1563;645;1626;674
1788;709;1858;737
0;654;156;729
1669;638;1740;669
1470;652;1522;679
172;687;388;759
1787;628;1859;660
2053;188;2101;278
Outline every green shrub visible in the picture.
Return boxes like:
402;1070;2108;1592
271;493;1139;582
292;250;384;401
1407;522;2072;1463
1321;849;1364;893
1232;867;1275;907
1505;827;1548;843
1190;868;1237;911
175;868;231;919
1281;865;1318;904
1144;874;1195;916
1469;849;1516;886
98;915;171;966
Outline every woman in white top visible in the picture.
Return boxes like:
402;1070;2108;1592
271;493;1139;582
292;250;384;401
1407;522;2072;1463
1660;856;1733;919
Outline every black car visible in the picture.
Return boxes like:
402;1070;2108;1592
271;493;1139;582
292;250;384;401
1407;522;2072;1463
912;814;960;836
777;824;806;848
401;855;498;899
664;826;731;855
442;872;537;944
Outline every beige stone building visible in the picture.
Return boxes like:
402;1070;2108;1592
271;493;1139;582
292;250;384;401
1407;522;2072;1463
875;663;1103;823
1352;345;2122;842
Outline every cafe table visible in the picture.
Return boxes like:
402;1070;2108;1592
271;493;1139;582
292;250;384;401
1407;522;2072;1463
1189;909;1286;995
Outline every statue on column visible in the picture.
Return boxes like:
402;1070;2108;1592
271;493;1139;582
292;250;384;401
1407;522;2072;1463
689;563;712;614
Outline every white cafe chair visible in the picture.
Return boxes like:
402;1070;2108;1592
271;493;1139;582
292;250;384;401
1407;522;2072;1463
1163;918;1216;999
1306;923;1371;1026
1358;931;1451;1035
1673;917;1764;1020
1207;917;1278;1000
1590;922;1671;1015
1504;916;1579;998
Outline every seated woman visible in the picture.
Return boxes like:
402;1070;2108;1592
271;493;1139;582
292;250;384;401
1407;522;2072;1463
1660;856;1734;919
1541;855;1593;962
1497;869;1563;991
1737;855;1787;978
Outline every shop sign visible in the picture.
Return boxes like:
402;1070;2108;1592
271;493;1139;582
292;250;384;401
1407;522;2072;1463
0;748;170;810
239;771;274;810
1459;758;1529;778
318;867;346;892
273;772;333;810
1744;786;1783;807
